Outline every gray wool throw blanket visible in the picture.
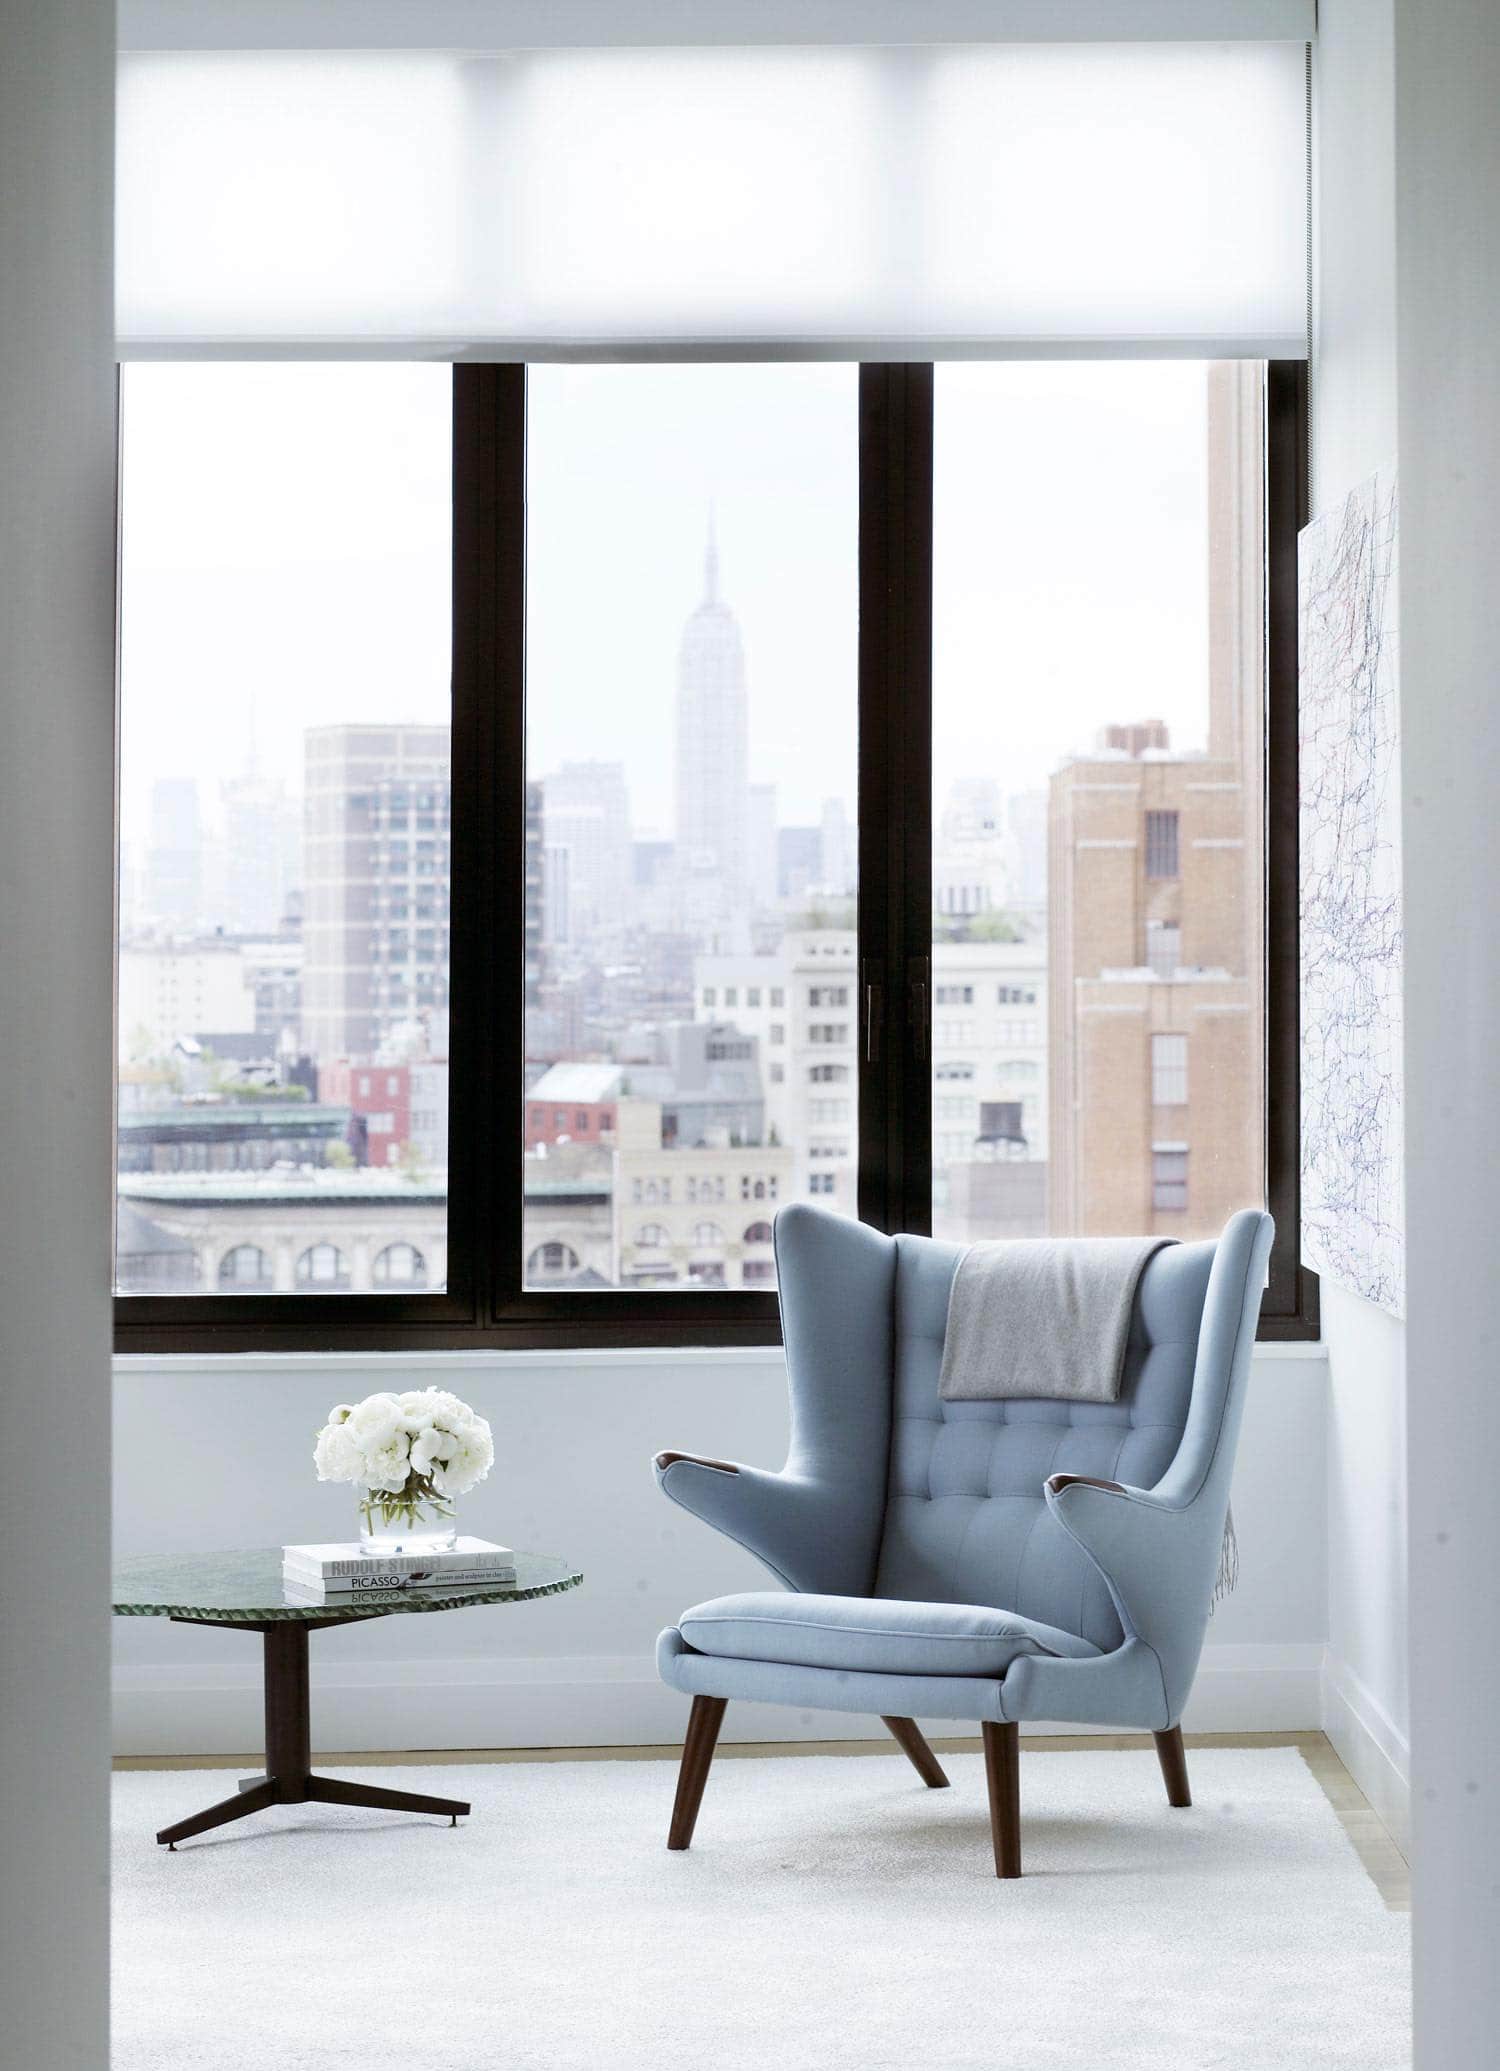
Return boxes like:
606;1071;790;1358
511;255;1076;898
939;1235;1175;1404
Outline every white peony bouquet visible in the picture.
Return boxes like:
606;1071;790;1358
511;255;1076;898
314;1388;494;1540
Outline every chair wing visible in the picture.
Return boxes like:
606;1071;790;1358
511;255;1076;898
1041;1207;1275;1722
654;1205;897;1598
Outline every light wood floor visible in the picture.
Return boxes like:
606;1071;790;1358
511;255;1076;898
115;1727;1408;1910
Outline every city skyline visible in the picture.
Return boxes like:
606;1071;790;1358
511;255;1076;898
115;357;1260;1297
119;359;1216;872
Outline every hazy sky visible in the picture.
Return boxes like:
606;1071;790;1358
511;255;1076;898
119;359;1212;853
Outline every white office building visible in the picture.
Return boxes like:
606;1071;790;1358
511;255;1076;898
117;939;257;1062
539;760;631;945
695;928;1046;1222
695;928;858;1206
931;939;1049;1169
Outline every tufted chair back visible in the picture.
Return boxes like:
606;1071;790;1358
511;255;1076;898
872;1235;1214;1651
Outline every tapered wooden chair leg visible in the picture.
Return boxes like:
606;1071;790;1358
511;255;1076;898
981;1720;1022;1878
880;1715;950;1788
1154;1724;1192;1807
667;1696;728;1851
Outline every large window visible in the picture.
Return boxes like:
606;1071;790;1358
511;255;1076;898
930;363;1265;1248
523;365;857;1294
115;366;451;1304
114;362;1312;1350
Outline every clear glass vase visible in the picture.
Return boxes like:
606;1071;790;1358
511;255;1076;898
357;1488;458;1558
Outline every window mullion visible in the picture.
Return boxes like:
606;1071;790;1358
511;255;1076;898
452;364;527;1327
1262;359;1317;1334
857;364;934;1238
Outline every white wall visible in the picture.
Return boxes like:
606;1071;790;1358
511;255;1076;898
1309;0;1411;1853
1311;0;1398;507
1317;4;1500;2056
1321;1287;1408;1842
0;4;117;2065
113;1345;1327;1756
1392;2;1500;2064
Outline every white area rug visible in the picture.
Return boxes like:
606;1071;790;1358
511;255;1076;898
113;1747;1409;2070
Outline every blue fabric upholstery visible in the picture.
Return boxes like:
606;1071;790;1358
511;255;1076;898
658;1623;1013;1724
655;1204;1274;1733
678;1590;1100;1678
654;1208;895;1598
878;1233;1210;1652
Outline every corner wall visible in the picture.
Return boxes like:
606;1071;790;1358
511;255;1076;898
1309;0;1411;1853
1392;1;1500;2062
0;4;117;2064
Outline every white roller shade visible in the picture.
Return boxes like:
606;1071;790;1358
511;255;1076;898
117;42;1309;357
118;3;1319;51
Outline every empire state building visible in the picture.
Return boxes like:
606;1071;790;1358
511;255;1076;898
674;520;749;936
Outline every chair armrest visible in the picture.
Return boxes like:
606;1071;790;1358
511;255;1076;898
1043;1475;1223;1719
1043;1474;1184;1561
651;1453;841;1595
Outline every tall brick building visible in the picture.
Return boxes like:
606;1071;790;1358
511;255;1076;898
1047;364;1265;1239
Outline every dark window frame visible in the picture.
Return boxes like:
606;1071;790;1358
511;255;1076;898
113;359;1316;1353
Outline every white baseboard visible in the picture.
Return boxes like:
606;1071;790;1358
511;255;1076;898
1182;1642;1326;1732
1321;1648;1411;1856
113;1641;1326;1759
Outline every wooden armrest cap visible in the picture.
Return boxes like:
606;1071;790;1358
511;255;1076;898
1045;1473;1127;1497
654;1451;740;1475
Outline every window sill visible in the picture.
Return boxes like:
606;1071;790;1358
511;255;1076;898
113;1337;1324;1377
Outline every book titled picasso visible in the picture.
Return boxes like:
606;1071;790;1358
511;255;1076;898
281;1536;517;1603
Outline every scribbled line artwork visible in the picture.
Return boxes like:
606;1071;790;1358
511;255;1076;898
1298;468;1403;1315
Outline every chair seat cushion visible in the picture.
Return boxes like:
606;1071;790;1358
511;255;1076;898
677;1591;1101;1679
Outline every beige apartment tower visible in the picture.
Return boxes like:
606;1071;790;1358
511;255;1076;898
1048;364;1265;1239
301;724;452;1062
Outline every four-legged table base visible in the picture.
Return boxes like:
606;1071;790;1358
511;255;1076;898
158;1616;469;1850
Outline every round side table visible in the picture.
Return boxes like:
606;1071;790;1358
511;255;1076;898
114;1547;582;1849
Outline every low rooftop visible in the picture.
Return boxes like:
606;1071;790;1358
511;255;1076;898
527;1062;623;1104
116;1170;447;1206
118;1103;348;1134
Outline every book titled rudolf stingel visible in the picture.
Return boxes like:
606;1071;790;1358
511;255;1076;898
281;1536;517;1600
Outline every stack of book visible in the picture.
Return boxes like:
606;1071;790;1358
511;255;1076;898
281;1536;517;1606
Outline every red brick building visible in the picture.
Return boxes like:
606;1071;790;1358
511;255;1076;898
319;1058;412;1166
524;1062;622;1150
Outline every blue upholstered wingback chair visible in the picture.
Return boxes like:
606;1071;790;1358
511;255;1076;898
654;1203;1274;1877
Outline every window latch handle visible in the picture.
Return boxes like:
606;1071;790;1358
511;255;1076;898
862;959;884;1065
907;956;930;1063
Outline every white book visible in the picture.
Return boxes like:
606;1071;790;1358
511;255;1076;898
281;1562;516;1592
282;1568;515;1604
281;1535;515;1581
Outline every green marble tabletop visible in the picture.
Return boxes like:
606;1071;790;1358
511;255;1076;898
112;1548;583;1622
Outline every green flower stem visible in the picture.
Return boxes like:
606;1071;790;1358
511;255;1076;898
358;1473;455;1536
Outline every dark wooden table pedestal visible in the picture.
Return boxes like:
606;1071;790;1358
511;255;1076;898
157;1615;470;1849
